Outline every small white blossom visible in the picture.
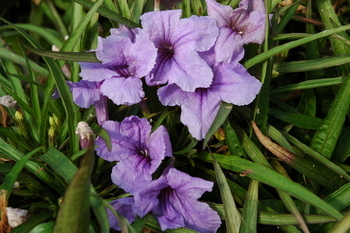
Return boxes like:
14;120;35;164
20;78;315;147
6;207;27;228
0;95;17;108
75;122;93;140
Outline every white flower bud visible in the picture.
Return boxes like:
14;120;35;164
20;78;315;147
75;122;93;149
0;95;17;108
6;207;27;228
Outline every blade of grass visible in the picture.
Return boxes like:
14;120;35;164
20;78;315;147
253;122;347;190
197;152;343;220
1;18;80;154
203;102;232;149
328;209;350;233
0;48;49;76
53;137;94;233
274;55;350;73
271;77;342;94
244;24;350;69
240;179;259;233
71;0;139;28
213;157;241;233
310;72;350;159
0;137;56;187
278;129;350;181
0;147;42;197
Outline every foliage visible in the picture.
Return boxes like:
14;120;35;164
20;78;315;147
0;0;350;232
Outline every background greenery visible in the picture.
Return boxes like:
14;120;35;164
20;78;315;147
0;0;350;232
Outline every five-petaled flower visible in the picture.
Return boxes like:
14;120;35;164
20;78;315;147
95;116;172;192
158;48;262;140
140;10;218;92
206;0;266;63
79;29;157;106
132;166;221;232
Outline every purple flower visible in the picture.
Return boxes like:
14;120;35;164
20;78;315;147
132;167;221;232
67;80;108;124
95;116;172;192
140;10;218;92
158;53;262;140
107;197;136;231
206;0;266;63
79;29;157;105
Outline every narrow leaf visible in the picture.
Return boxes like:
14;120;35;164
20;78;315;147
53;139;94;233
244;24;350;68
197;153;343;220
252;122;347;190
213;157;241;233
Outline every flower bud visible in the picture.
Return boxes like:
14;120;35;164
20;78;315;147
0;95;17;108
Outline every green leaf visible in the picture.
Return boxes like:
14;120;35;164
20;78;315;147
240;179;259;233
213;157;241;233
22;46;99;63
0;137;56;186
279;129;350;181
203;102;232;149
53;139;94;233
271;77;342;94
0;47;49;76
223;119;246;157
244;24;350;69
61;0;104;53
329;209;350;233
274;55;350;73
71;0;139;28
1;18;79;154
253;122;348;190
197;153;343;220
310;73;350;159
13;214;54;233
0;147;42;197
41;147;78;183
268;109;322;129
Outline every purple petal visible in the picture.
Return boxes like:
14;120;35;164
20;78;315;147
158;84;188;106
119;116;151;145
206;0;233;28
96;36;133;66
173;15;218;52
129;29;157;79
166;51;214;91
79;62;118;82
211;63;262;105
132;176;168;217
213;28;245;63
141;10;216;91
107;198;136;231
180;90;221;140
163;168;221;233
140;10;183;48
100;77;144;105
148;125;173;159
110;25;140;42
67;80;101;108
111;158;153;192
95;120;136;162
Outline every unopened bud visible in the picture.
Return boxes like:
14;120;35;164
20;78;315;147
0;95;17;108
6;207;27;228
15;111;23;121
75;122;93;149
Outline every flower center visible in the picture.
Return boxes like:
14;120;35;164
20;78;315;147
140;149;149;158
113;64;132;78
158;44;175;61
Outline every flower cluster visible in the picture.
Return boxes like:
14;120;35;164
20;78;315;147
68;0;266;231
69;0;265;140
95;116;221;232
